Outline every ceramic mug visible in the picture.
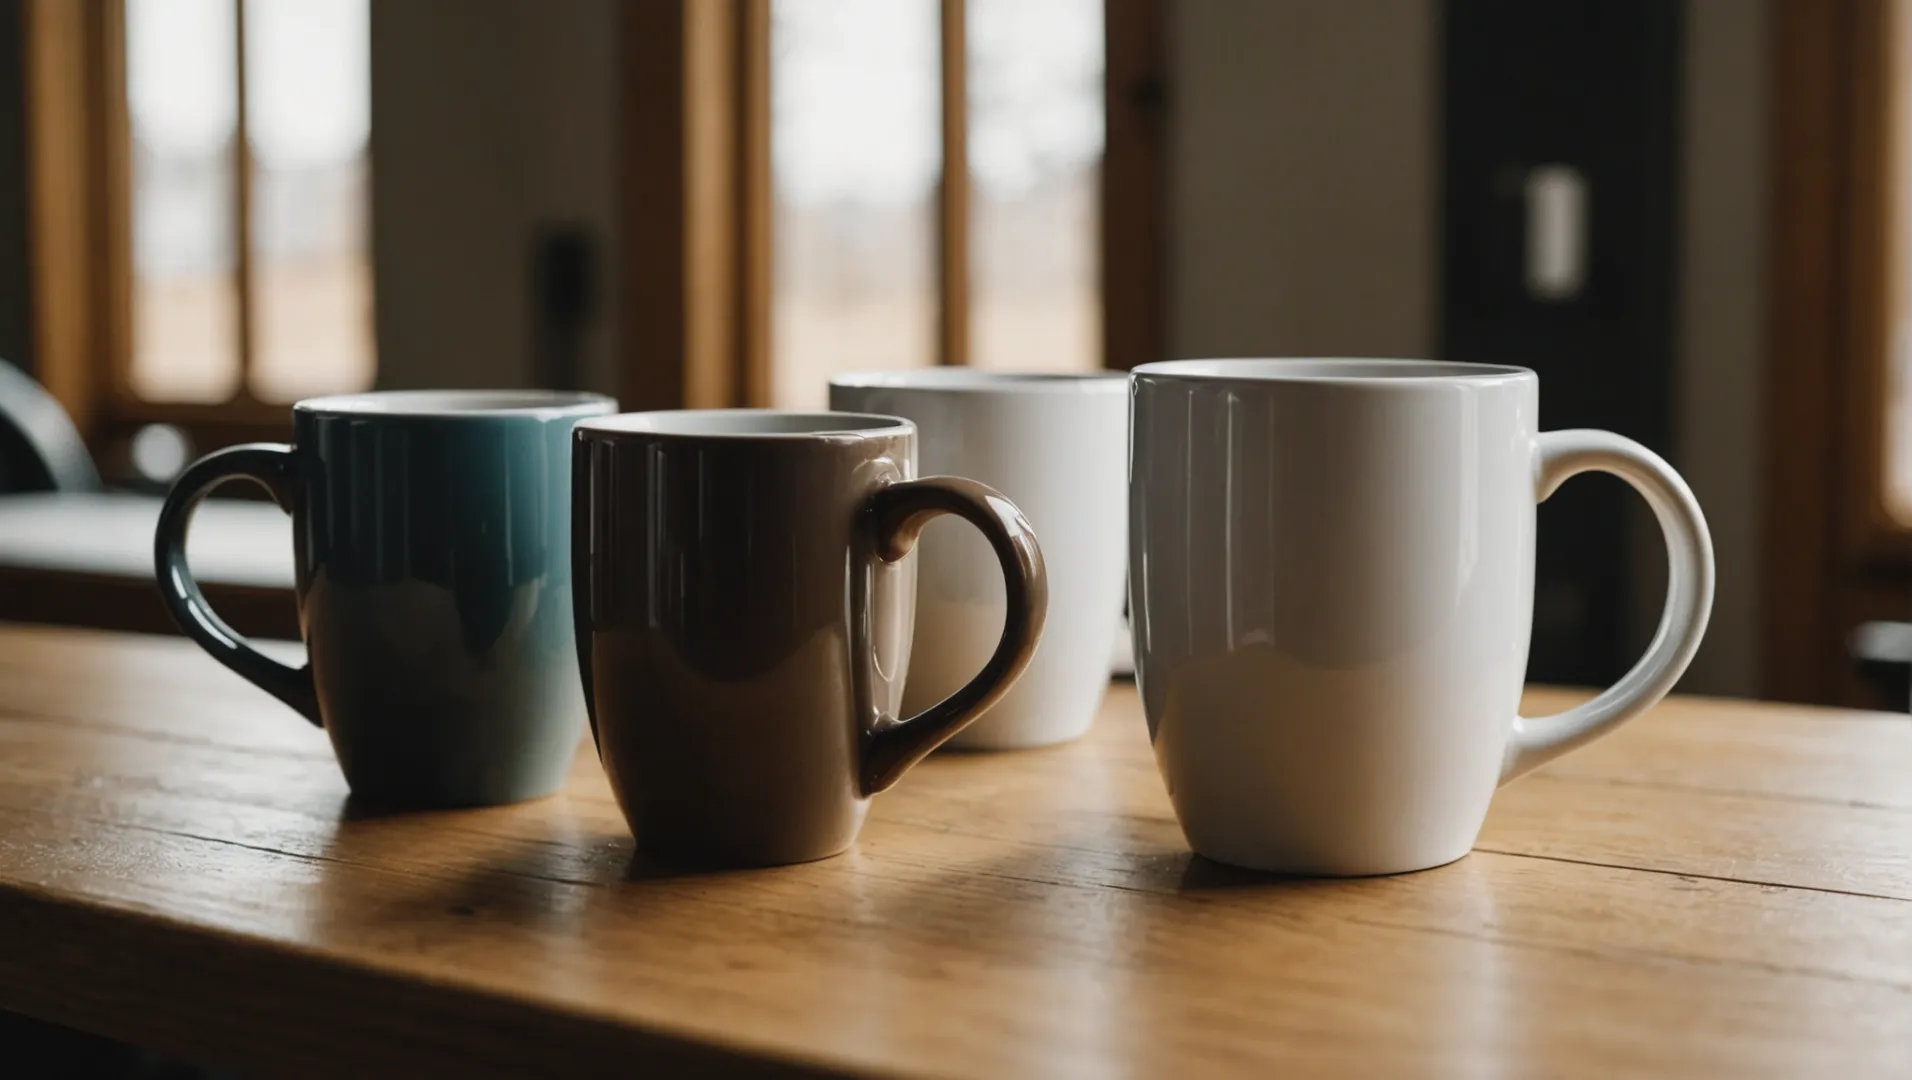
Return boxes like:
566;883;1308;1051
571;409;1047;866
1128;359;1714;876
829;370;1128;749
155;390;616;808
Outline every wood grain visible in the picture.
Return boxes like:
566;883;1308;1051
1;624;1910;1077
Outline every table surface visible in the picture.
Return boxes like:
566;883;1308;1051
1;624;1909;1078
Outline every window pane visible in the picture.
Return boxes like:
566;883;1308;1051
967;0;1103;372
127;0;240;403
245;0;374;403
772;0;940;409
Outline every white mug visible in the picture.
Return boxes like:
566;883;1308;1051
831;370;1129;749
1129;359;1714;875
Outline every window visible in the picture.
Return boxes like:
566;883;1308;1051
767;0;1109;410
124;0;239;404
770;0;940;407
965;0;1103;373
128;0;373;406
26;0;373;461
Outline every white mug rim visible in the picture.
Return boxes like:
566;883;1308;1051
831;370;1128;395
295;389;615;420
1132;358;1534;387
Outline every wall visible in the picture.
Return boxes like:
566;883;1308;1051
1672;0;1768;697
370;0;619;397
1166;0;1439;360
1164;0;1769;696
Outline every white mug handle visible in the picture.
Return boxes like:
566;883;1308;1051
1501;429;1716;783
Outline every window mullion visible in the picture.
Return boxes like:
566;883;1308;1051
739;0;772;406
937;0;968;367
232;0;255;400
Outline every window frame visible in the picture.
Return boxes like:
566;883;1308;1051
1764;0;1912;705
1837;0;1905;563
26;0;1164;448
23;0;369;461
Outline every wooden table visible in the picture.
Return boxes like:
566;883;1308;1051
1;624;1909;1077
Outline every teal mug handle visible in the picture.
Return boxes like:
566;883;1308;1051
153;443;321;725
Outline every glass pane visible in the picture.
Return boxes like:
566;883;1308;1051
127;0;240;403
967;0;1103;372
245;0;375;403
771;0;940;409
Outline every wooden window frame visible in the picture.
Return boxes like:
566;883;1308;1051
1102;0;1167;373
1765;0;1912;704
1833;0;1906;565
938;0;970;370
617;0;1167;411
25;0;1165;446
23;0;339;462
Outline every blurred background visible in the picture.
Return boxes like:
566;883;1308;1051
0;0;1900;713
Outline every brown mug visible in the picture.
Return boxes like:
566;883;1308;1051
572;409;1047;866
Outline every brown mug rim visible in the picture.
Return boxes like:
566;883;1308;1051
575;408;913;442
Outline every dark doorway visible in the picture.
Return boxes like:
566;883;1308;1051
1441;0;1683;687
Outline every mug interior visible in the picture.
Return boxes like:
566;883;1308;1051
579;409;910;437
296;389;614;417
1134;359;1530;383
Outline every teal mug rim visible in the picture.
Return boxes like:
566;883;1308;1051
294;389;616;420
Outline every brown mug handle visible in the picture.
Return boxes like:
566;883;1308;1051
858;476;1047;794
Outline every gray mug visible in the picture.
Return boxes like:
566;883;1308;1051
155;390;616;808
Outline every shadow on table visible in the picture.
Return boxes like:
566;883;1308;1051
1172;853;1312;891
312;785;780;936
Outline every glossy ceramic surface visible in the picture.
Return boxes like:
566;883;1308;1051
155;389;615;807
830;371;1128;749
1129;359;1714;875
572;410;1047;866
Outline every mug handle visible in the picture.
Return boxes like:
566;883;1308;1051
153;443;321;726
858;476;1047;795
1500;430;1715;782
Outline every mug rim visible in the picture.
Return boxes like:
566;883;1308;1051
830;369;1129;394
1132;358;1534;386
294;389;616;419
576;408;915;440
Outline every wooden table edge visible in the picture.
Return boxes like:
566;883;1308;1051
0;880;873;1080
0;567;299;641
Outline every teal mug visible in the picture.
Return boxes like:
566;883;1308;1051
155;390;616;807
